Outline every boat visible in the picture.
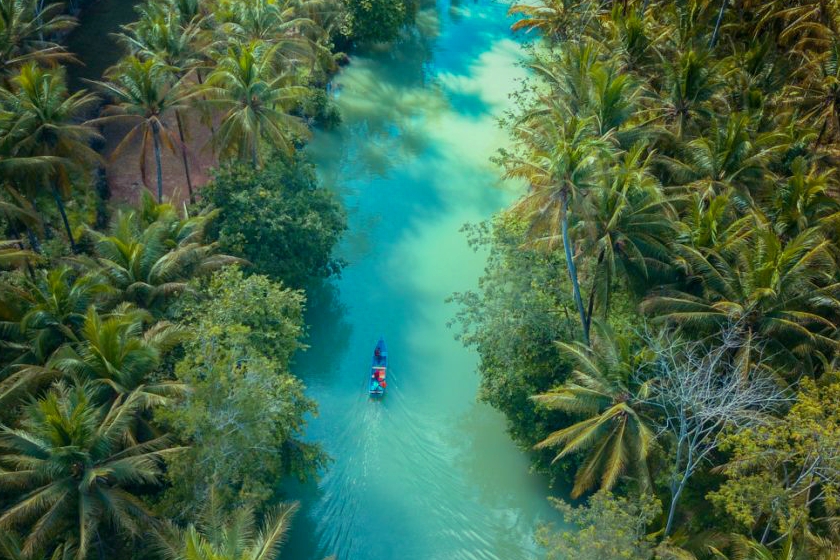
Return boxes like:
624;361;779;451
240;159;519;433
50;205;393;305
369;337;387;396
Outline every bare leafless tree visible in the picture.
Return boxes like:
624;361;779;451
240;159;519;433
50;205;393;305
638;325;790;536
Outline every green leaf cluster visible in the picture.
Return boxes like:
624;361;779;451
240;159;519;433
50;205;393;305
200;155;346;288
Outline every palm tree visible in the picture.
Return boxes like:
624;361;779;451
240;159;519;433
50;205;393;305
642;224;840;374
602;5;661;74
772;156;839;238
0;382;182;560
660;48;722;140
218;0;321;51
201;40;309;167
659;112;779;207
578;145;674;327
0;0;77;78
508;0;587;41
0;63;102;251
533;323;654;497
756;0;840;53
505;110;612;345
676;191;753;253
0;265;111;409
117;4;206;202
786;38;840;146
91;192;239;312
155;499;300;560
50;306;185;405
0;265;108;364
90;56;189;203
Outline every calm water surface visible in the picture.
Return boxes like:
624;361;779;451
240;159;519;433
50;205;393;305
286;2;565;558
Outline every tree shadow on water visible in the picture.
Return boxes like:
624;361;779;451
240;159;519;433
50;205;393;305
294;280;352;389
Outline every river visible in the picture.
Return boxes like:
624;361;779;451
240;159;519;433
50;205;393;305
285;1;564;558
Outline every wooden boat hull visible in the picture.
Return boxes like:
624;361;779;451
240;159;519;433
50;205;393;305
369;337;388;396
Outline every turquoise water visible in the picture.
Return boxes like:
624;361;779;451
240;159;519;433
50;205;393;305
286;2;564;558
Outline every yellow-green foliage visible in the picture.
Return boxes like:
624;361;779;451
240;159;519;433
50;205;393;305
709;378;840;534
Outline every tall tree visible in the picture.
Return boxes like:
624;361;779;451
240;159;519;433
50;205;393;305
90;192;239;313
117;3;205;202
90;56;189;203
50;306;185;405
504;111;611;345
202;40;309;167
643;224;840;374
0;63;101;251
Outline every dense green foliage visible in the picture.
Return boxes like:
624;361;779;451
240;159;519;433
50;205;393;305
455;0;840;557
538;491;660;560
201;156;346;288
160;267;325;515
0;0;354;557
338;0;417;44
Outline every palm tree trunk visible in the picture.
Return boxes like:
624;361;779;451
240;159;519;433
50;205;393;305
195;69;217;155
152;123;164;203
24;226;41;254
252;139;259;169
51;183;77;253
560;190;590;346
816;118;829;146
709;0;727;49
174;110;195;203
585;248;606;341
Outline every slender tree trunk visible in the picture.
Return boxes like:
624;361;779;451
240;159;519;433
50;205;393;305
664;479;687;536
585;248;606;340
816;118;829;146
709;0;727;49
560;189;590;346
152;123;164;203
25;226;41;254
252;138;259;169
51;183;77;253
175;110;195;203
195;69;217;155
760;513;774;543
665;434;692;536
96;530;104;560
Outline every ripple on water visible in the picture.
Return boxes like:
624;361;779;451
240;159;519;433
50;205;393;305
285;1;567;559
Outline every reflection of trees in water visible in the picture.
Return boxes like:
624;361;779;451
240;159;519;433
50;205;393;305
448;0;464;22
295;280;352;387
327;54;449;178
311;4;444;178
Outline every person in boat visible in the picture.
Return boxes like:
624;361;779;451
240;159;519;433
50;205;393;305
374;347;381;358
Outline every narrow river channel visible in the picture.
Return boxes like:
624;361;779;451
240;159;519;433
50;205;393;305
286;1;564;558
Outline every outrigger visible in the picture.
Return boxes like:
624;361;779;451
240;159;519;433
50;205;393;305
369;337;387;396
